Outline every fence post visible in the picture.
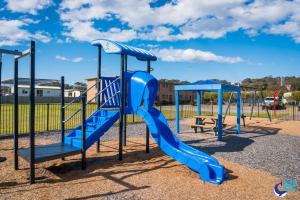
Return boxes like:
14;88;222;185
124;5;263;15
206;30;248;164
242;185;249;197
46;103;49;131
292;101;295;121
257;102;259;117
81;94;87;170
211;100;213;115
181;104;184;118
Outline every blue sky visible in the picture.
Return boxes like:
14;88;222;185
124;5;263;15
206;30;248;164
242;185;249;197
1;0;300;84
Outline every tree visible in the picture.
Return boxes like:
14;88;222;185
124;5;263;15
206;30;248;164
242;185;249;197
291;91;300;102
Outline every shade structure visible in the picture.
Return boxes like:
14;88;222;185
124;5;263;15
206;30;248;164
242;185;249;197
175;80;241;141
91;39;157;61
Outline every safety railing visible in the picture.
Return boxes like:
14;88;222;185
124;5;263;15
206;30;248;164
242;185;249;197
62;77;120;124
63;80;99;110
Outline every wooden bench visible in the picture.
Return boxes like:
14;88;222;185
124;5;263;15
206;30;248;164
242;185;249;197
191;115;226;135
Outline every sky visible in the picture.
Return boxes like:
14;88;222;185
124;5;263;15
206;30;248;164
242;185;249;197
0;0;300;84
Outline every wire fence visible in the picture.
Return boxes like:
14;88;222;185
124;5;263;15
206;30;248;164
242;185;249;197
0;102;299;137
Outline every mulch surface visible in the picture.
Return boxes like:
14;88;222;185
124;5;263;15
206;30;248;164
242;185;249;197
0;136;299;200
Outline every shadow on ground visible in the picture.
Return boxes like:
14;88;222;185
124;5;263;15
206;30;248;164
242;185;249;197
184;125;281;155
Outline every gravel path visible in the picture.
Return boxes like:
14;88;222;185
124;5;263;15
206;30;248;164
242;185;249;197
34;120;300;183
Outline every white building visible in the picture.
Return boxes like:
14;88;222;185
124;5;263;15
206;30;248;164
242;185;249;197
11;85;61;97
2;77;82;98
65;89;81;97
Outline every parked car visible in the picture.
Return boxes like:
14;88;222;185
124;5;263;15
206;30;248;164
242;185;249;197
262;96;286;110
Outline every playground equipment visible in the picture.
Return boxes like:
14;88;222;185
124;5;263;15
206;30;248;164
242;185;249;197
0;52;6;163
0;43;35;167
175;80;241;141
3;40;225;185
241;86;272;122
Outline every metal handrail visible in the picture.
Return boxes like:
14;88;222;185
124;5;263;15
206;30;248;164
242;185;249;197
63;77;120;124
86;77;120;105
63;91;120;123
63;80;100;109
98;91;120;109
64;107;82;123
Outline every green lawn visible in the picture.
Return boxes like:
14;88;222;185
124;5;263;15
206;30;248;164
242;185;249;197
0;103;290;136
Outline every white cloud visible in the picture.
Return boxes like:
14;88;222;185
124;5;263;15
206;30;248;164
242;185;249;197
62;20;137;42
0;19;52;46
266;21;300;43
58;0;300;43
32;31;51;43
0;19;30;46
5;0;52;15
152;48;243;63
55;55;83;63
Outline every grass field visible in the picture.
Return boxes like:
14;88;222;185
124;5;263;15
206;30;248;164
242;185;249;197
0;103;290;136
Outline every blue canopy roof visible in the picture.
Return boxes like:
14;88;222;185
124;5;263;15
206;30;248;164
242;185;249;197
175;80;240;92
91;39;157;61
192;80;220;85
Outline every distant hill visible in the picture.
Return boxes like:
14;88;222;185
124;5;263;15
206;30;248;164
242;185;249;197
241;76;300;91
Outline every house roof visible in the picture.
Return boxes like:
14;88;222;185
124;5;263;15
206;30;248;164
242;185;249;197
175;80;240;92
86;76;118;81
1;78;59;86
17;85;61;90
91;39;157;61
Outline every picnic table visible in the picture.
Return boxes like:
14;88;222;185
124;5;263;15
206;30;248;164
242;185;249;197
191;115;226;135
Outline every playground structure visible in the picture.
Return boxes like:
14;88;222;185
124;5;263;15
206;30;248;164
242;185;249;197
1;40;225;185
241;85;272;122
0;43;35;165
0;52;6;162
175;80;241;141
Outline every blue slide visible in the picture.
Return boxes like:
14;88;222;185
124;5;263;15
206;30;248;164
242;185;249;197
129;71;225;184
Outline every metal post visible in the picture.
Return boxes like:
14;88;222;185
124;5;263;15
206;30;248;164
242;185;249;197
260;90;272;122
197;91;201;116
292;101;295;120
123;55;127;146
237;90;241;134
0;53;6;163
118;54;124;160
257;102;260;117
146;60;150;153
217;89;223;141
81;95;87;170
175;90;180;133
250;90;256;120
14;58;19;170
0;53;1;136
211;98;214;115
96;46;102;152
46;103;49;131
223;92;233;123
61;76;65;143
29;41;35;184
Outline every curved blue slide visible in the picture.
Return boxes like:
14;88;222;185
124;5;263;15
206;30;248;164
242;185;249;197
129;71;225;184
